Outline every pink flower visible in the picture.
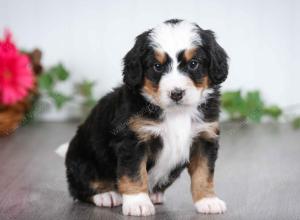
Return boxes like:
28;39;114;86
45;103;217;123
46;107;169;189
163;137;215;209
0;30;34;105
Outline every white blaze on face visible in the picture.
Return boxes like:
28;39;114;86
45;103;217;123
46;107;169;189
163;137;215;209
148;21;209;109
149;21;201;57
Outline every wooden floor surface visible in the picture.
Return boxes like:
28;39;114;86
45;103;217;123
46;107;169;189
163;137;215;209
0;122;299;220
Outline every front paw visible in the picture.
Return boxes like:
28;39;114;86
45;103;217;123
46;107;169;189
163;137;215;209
122;193;155;216
195;197;226;214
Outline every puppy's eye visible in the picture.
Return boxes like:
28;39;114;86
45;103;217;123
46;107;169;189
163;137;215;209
188;60;199;71
153;63;164;73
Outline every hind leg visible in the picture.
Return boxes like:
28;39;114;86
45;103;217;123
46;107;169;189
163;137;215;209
66;152;118;206
150;192;164;204
88;179;122;207
67;170;121;208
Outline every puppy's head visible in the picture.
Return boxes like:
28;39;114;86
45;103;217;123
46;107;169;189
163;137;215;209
123;19;228;110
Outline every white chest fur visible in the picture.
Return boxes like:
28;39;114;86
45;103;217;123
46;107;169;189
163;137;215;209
146;108;204;190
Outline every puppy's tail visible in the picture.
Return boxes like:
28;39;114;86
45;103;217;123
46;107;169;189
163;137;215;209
55;142;69;158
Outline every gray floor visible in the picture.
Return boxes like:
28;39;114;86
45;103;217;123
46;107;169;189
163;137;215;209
0;122;299;220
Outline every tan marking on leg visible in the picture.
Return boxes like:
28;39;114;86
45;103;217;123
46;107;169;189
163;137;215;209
118;158;148;194
90;180;115;193
188;154;215;202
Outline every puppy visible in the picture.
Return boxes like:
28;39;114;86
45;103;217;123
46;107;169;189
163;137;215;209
65;19;228;216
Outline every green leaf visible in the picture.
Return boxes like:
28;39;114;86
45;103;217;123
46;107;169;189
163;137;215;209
46;63;69;81
76;80;96;98
263;105;282;119
221;90;246;120
244;91;264;123
292;117;300;129
38;74;53;90
222;89;286;123
83;98;97;109
48;91;72;109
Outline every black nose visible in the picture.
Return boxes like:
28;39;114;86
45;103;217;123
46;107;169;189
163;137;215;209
170;89;185;102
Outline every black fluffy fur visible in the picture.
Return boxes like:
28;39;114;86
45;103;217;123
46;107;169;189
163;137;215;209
65;20;228;202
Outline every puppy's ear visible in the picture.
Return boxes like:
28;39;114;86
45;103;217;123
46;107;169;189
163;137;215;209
201;30;229;85
123;31;149;88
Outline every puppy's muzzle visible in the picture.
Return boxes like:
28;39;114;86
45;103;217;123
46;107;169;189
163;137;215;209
170;88;185;102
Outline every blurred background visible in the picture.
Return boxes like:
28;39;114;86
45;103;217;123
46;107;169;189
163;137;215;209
0;0;300;131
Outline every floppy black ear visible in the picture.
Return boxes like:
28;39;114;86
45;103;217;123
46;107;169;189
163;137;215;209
201;30;229;85
123;31;149;88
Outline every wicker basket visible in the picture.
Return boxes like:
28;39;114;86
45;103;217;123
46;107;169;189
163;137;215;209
0;49;42;136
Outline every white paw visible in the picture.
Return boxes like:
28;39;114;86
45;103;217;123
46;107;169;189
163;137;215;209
122;193;155;216
195;197;226;214
150;192;164;204
93;191;122;207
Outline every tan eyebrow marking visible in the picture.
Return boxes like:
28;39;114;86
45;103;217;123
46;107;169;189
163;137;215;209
154;50;167;64
184;48;197;61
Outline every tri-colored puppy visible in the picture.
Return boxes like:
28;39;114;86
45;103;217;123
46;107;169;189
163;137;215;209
65;19;228;216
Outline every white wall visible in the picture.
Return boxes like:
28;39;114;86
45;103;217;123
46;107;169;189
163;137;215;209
1;0;299;119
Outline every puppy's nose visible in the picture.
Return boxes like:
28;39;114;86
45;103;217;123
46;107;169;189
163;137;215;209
170;89;185;102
